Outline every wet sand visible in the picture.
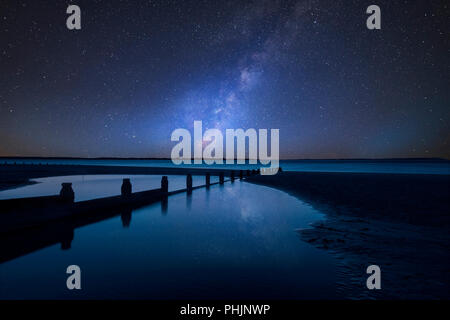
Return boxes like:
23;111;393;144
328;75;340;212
246;172;450;299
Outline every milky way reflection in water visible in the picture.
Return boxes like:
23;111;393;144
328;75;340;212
0;179;337;299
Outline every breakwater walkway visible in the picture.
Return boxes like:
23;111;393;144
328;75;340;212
0;169;261;234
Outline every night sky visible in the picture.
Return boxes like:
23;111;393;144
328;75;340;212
0;0;448;159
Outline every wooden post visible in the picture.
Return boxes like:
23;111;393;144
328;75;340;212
206;173;210;187
239;170;243;180
230;170;235;182
121;178;132;196
186;174;193;192
161;176;168;193
60;183;75;203
219;172;224;184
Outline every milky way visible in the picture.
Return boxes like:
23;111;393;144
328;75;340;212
0;0;448;158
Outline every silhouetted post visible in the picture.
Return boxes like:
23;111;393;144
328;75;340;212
230;170;235;182
219;172;224;184
60;183;75;203
239;170;243;180
121;178;132;196
161;176;168;193
206;173;210;187
186;174;193;192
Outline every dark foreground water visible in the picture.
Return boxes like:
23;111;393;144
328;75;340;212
0;180;337;299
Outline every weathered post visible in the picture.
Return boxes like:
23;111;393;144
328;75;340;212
121;178;132;196
239;170;243;180
230;170;235;182
60;183;75;203
206;173;210;187
186;174;193;193
219;172;224;184
161;176;168;193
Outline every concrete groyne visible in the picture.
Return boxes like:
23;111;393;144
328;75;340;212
0;170;264;234
0;169;268;264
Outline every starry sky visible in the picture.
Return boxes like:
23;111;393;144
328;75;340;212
0;0;448;159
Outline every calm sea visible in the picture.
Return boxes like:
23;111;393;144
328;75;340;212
1;158;449;174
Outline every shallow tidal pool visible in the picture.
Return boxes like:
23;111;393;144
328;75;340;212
0;177;337;299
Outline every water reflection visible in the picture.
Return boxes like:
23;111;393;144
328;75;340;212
161;197;168;214
121;210;132;228
0;181;337;299
186;193;192;210
60;228;74;250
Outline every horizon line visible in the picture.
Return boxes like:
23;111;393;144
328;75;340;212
0;156;448;161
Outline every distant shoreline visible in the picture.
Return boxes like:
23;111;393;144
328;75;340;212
0;156;448;162
1;160;449;191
